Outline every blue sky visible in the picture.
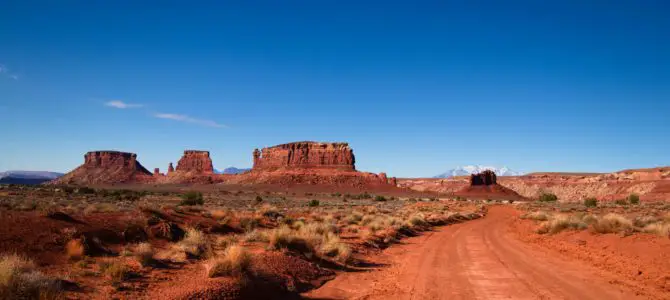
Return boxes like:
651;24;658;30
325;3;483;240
1;1;669;177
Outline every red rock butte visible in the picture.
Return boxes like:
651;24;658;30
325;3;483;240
252;141;355;171
470;170;497;186
176;150;214;174
53;151;153;185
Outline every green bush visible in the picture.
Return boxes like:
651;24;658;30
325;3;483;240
374;195;387;202
538;192;558;202
180;191;204;206
628;194;640;205
255;195;263;204
308;199;320;207
583;198;598;207
614;199;628;205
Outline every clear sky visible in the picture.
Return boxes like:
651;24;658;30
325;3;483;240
1;1;669;177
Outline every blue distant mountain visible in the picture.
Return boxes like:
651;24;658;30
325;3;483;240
214;167;251;175
0;170;64;184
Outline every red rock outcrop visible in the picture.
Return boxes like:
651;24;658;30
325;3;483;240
176;150;214;174
252;142;355;171
167;163;174;174
53;151;153;185
470;170;497;186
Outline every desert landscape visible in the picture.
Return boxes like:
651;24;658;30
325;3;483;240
3;2;668;299
0;141;668;299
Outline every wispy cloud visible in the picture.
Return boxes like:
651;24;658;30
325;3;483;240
153;113;226;128
0;64;19;80
104;100;143;109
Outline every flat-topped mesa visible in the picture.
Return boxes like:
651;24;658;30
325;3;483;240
175;150;214;174
53;150;153;185
252;141;355;171
470;170;497;186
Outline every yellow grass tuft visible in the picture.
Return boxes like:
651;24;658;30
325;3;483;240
204;245;252;278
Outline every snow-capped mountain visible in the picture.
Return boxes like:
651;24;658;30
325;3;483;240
214;167;251;175
433;166;522;178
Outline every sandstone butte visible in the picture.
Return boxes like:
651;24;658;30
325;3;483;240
236;141;397;187
53;151;153;185
252;141;355;171
52;142;400;187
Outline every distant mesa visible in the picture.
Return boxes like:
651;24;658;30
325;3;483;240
434;165;521;178
454;170;524;201
252;141;355;171
53;151;153;185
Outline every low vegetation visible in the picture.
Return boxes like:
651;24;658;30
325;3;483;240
524;210;670;238
0;254;63;299
538;192;558;202
205;245;252;278
180;191;204;206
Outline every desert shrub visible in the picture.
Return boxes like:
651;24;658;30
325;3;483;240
254;196;263;204
205;245;252;278
374;195;387;202
239;217;260;232
77;187;96;194
99;261;130;284
175;228;211;259
633;215;659;227
628;194;640;205
180;191;204;206
268;226;312;253
0;254;62;299
308;199;320;207
520;211;549;221
408;213;428;227
318;232;351;263
536;214;589;234
346;212;363;225
591;213;633;234
538;192;558;202
583;198;598;208
614;199;628;206
242;230;268;243
216;235;240;249
134;243;154;267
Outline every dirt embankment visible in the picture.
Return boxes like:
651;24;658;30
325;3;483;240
304;206;669;300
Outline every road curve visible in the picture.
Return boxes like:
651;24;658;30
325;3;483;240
304;206;644;300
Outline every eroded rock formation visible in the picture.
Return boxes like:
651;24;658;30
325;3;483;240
470;170;497;186
176;150;214;174
167;163;174;174
252;142;355;171
53;151;153;185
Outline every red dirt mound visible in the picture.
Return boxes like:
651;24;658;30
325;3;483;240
53;151;153;185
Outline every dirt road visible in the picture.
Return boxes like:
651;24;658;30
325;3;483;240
304;206;645;300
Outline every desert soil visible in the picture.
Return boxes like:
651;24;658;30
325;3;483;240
304;206;660;300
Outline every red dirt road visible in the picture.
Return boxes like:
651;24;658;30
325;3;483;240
305;206;648;300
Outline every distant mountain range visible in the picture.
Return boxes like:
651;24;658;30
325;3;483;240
434;166;522;178
214;167;251;175
0;170;64;184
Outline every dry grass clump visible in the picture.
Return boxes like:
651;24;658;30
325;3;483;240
346;212;363;225
243;230;268;243
175;228;212;259
99;261;130;284
0;254;63;299
204;245;252;278
407;213;428;228
267;223;351;263
537;214;590;234
642;223;670;237
591;213;634;234
133;243;154;267
520;211;550;221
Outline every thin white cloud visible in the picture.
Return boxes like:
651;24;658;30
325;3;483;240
9;75;18;80
104;100;143;109
0;64;18;80
153;113;226;128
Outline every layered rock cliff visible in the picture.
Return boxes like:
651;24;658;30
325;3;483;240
53;151;153;185
176;150;214;174
470;170;497;186
252;142;355;171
